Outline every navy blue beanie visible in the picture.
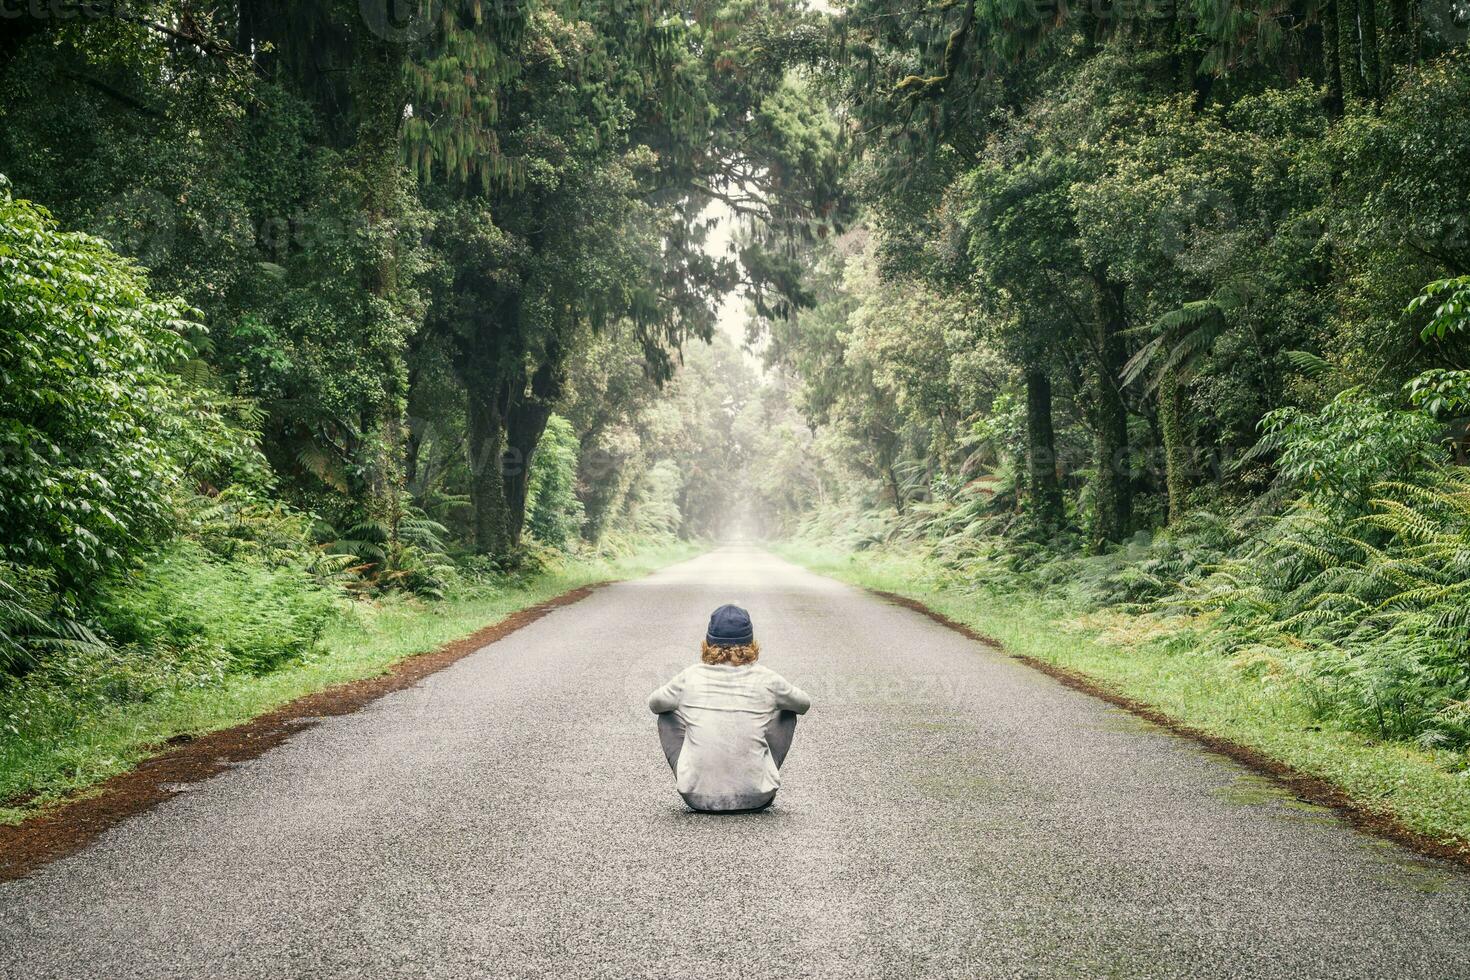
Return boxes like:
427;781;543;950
706;604;754;647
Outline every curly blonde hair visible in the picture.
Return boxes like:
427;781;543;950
701;638;760;666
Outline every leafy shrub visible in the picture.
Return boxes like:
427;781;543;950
629;460;685;539
1290;636;1470;750
1083;511;1240;608
1408;275;1470;342
1256;387;1446;520
186;487;324;567
0;182;281;681
94;543;337;675
801;384;1470;752
0;179;194;594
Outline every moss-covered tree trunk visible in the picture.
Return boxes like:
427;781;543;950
1358;0;1381;100
467;376;513;558
1338;0;1362;101
349;29;410;563
461;302;569;557
1025;368;1064;532
1384;0;1415;81
1158;363;1189;524
502;353;565;548
1091;272;1132;547
462;296;519;559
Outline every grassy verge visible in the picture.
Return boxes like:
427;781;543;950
0;540;702;824
775;539;1470;855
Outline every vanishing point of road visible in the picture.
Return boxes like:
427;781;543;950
3;546;1468;978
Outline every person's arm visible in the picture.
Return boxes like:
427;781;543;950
769;672;812;714
647;668;687;714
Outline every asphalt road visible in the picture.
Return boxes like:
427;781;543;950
3;545;1469;979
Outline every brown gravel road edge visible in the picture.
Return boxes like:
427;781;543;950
0;583;605;883
867;588;1470;871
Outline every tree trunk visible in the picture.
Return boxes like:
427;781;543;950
1395;0;1419;65
1077;0;1099;54
461;300;569;556
1358;0;1381;101
1091;272;1132;547
461;293;518;558
350;33;410;559
1025;368;1064;532
1384;0;1409;82
501;356;564;548
1158;364;1189;524
1338;0;1361;101
1324;0;1346;116
887;464;905;515
467;377;513;558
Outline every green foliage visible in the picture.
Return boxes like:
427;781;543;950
185;488;324;567
800;9;1470;554
1406;369;1470;420
1;0;837;567
1328;52;1470;381
770;20;1470;772
0;180;194;594
0;177;307;679
1408;276;1470;341
1121;281;1260;393
792;372;1465;753
94;542;337;676
629;460;686;539
561;327;801;543
320;495;453;599
0;563;107;677
1174;467;1470;747
1257;390;1447;520
526;414;586;550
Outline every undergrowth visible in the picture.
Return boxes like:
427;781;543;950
792;394;1470;755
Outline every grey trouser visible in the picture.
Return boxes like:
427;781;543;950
656;710;798;813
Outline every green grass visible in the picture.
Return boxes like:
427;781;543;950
0;540;702;824
775;539;1470;854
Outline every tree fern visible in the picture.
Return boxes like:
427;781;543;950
0;566;108;678
1165;466;1470;746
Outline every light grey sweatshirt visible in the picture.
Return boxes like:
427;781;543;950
648;663;812;803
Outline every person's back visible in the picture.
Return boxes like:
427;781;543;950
648;604;811;812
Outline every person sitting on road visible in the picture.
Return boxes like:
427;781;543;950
648;604;812;813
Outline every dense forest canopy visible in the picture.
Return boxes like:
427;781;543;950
3;0;1470;752
747;0;1470;751
1;0;835;576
